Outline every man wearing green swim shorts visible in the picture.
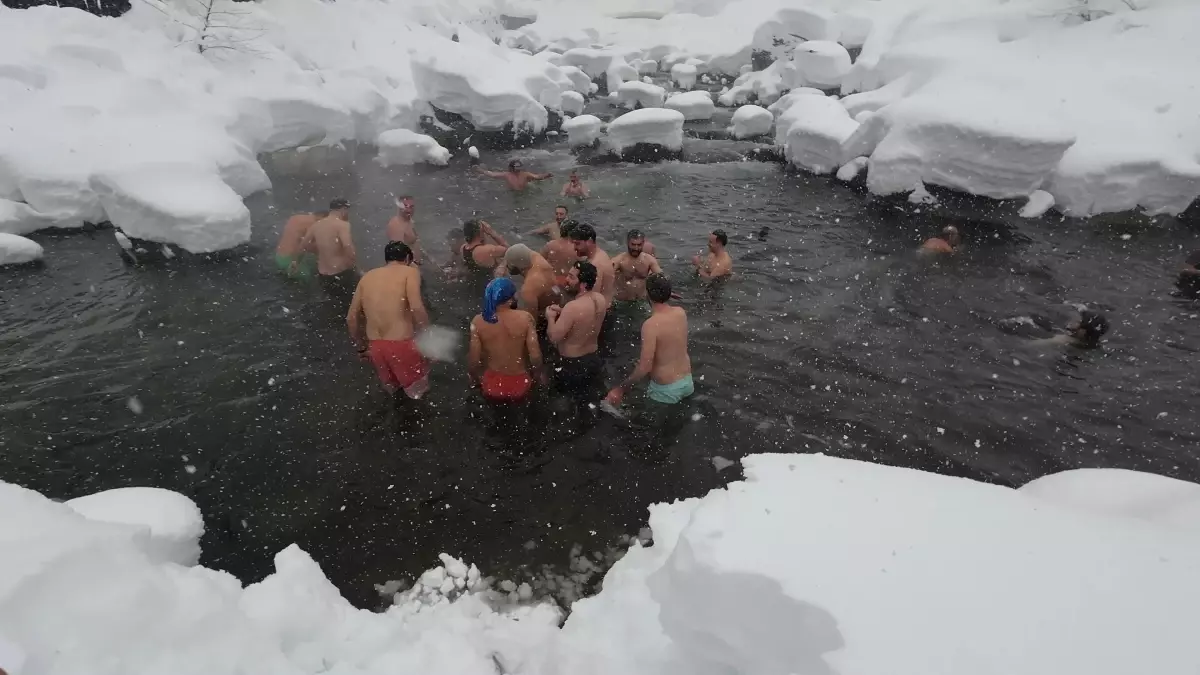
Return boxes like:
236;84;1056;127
604;273;694;407
274;210;324;278
611;229;662;320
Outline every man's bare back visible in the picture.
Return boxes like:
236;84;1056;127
276;213;318;256
349;264;425;341
613;252;662;301
518;254;560;318
470;310;539;377
304;215;356;276
548;291;606;358
643;306;691;385
543;238;578;279
587;249;616;306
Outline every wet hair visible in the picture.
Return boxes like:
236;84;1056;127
559;219;579;239
463;219;482;240
627;229;645;242
646;273;672;303
1077;310;1110;346
508;160;521;170
570;222;597;243
574;260;598;290
385;241;413;263
712;229;728;247
556;205;569;214
329;198;350;210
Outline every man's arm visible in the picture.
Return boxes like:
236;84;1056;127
559;184;569;196
527;171;553;181
481;221;508;247
347;285;367;352
406;271;430;332
340;221;357;268
712;255;733;278
612;323;657;393
528;222;556;237
546;303;575;343
525;314;544;380
475;167;506;178
467;320;484;384
648;256;663;275
1181;265;1200;276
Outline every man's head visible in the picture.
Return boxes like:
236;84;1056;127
1070;310;1109;347
570;222;597;258
508;159;522;173
559;218;578;240
504;243;534;276
569;260;598;294
709;229;728;253
942;225;961;247
329;198;350;219
569;170;581;185
399;195;415;217
554;205;569;224
626;229;646;257
384;241;414;264
483;277;518;324
463;219;482;241
646;273;672;304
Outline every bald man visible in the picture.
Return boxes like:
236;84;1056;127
504;243;559;321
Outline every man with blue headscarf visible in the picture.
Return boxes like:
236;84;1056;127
468;277;544;403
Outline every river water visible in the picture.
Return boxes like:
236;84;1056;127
2;131;1198;607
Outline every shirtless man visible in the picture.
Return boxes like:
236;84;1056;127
542;219;579;288
504;244;559;320
692;229;733;280
476;159;553;191
560;170;589;198
612;229;663;316
605;274;694;406
275;210;325;278
468;277;544;404
386;195;422;264
528;205;569;239
569;223;615;307
546;261;607;404
298;199;359;299
1034;310;1110;350
919;225;962;255
347;241;431;399
457;219;509;277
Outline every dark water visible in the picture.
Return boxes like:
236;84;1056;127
3;137;1199;607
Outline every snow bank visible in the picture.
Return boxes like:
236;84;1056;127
606;109;685;155
718;59;792;107
730;105;772;139
792;40;853;89
664;91;715;121
66;487;204;566
91;164;252;254
778;95;859;173
557;454;1200;675
670;63;697;90
0;232;43;266
617;81;666;110
376;129;451;167
1020;468;1200;533
559;65;592;95
562;114;604;148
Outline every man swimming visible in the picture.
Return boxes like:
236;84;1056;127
569;223;615;307
546;261;607;405
457;219;509;277
275;209;325;278
528;205;570;239
919;225;962;255
605;274;694;406
560;170;589;198
386;195;422;264
1035;310;1110;349
692;229;733;280
347;241;431;400
298;198;358;299
468;277;544;404
611;229;663;315
1175;249;1200;297
504;244;559;320
475;159;553;191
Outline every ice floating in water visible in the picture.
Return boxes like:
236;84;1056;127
0;232;43;266
415;325;460;362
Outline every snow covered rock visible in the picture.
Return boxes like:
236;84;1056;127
670;63;698;90
559;65;593;95
606;56;640;94
780;95;860;174
376;129;451;167
664;91;715;121
0;233;43;266
561;90;586;115
730;105;773;139
66;488;204;566
91;165;252;254
617;81;666;110
1020;468;1200;533
562;114;604;148
837;156;870;182
1019;190;1056;218
606;109;685;156
792;40;853;89
766;88;827;118
634;58;659;75
561;48;615;79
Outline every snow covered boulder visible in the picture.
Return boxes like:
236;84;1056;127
665;91;715;121
606;57;640;94
779;95;860;174
617;81;666;110
766;88;827;118
561;48;615;79
634;58;659;75
0;233;43;266
559;65;592;95
91;165;252;254
561;90;585;115
67;488;204;566
1020;468;1200;533
376;129;451;167
670;63;698;90
606;109;685;158
562;114;604;148
718;60;793;107
792;41;853;89
730;105;773;139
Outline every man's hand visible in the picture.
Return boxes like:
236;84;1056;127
545;304;562;321
691;254;702;267
604;387;624;405
356;346;370;361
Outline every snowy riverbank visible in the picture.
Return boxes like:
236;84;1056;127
4;454;1200;674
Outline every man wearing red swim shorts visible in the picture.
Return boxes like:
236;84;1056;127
347;241;431;399
467;277;544;403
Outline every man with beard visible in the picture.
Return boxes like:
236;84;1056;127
611;229;663;320
545;261;607;406
569;223;614;306
528;205;570;240
542;219;579;289
692;228;733;280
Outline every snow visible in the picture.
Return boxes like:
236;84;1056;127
562;114;604;148
605;109;685;155
0;232;43;266
792;40;853;89
717;60;791;107
560;90;585;115
91;164;252;254
778;95;860;174
765;88;826;118
664;91;715;122
837;156;870;182
1020;468;1200;533
66;488;204;567
729;105;773;140
376;129;451;168
617;81;666;110
1019;190;1056;218
558;65;592;95
669;63;697;90
561;48;615;79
